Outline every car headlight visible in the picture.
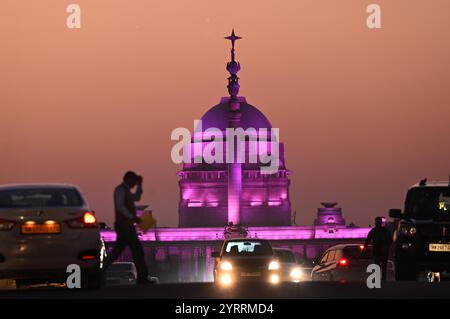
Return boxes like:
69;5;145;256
270;274;280;284
220;261;233;271
290;267;303;279
268;261;280;270
400;225;417;236
220;274;232;286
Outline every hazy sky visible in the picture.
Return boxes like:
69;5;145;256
1;0;449;227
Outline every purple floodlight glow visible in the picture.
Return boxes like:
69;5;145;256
268;200;282;207
182;189;192;200
187;202;203;208
101;226;371;242
207;202;219;207
250;201;263;207
227;162;242;224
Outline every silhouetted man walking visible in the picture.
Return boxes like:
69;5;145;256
104;171;154;284
364;217;392;280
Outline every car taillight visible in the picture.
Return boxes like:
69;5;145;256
81;255;96;260
338;258;349;267
0;219;16;231
66;212;97;229
83;212;96;225
78;249;98;261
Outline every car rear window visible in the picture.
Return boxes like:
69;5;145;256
0;188;84;208
223;240;273;257
405;187;450;219
343;246;372;259
274;250;296;263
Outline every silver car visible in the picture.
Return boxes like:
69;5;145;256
311;244;395;282
0;184;105;289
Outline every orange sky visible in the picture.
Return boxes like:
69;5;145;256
1;0;449;227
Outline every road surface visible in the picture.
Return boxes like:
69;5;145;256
1;281;450;299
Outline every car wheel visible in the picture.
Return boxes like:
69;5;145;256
395;260;419;281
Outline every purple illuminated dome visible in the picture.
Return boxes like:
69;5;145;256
178;30;291;227
199;97;272;133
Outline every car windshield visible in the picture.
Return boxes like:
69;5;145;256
223;240;273;257
404;187;450;219
0;188;84;208
274;250;296;263
343;246;373;259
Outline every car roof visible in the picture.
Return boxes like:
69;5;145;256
325;244;364;251
410;181;450;188
225;238;269;243
0;183;80;191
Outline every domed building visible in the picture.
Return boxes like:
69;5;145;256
101;31;372;283
178;31;291;227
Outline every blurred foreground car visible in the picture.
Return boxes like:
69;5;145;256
212;239;280;286
106;262;137;286
0;184;105;289
389;180;450;280
311;244;394;282
273;248;303;282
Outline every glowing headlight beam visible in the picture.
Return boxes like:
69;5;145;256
220;274;232;286
290;267;303;282
268;261;280;270
220;261;233;271
270;274;280;284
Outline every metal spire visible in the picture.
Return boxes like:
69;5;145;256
225;29;241;103
225;29;242;62
225;30;243;226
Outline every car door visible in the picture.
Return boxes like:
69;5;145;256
321;250;336;281
325;250;338;281
312;251;330;281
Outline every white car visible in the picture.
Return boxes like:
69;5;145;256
106;262;137;286
273;248;304;282
0;184;105;289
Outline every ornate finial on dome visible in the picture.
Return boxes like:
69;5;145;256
225;29;241;63
225;29;241;108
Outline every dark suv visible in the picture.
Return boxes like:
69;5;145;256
389;180;450;280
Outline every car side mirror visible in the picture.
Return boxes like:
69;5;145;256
211;251;220;258
389;208;402;219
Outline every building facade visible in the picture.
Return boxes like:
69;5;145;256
178;96;291;227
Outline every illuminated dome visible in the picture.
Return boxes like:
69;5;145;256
198;97;272;132
178;30;291;228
